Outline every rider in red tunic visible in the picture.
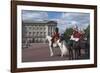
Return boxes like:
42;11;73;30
71;25;83;41
73;30;82;40
51;27;60;47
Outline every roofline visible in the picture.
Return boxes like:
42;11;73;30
22;20;57;25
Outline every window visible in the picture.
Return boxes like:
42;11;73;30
40;28;42;30
44;32;46;35
29;26;31;29
48;32;50;35
37;27;39;30
40;32;42;35
33;32;35;36
25;26;27;30
44;27;45;30
37;32;39;36
33;32;35;34
33;27;34;29
29;32;31;34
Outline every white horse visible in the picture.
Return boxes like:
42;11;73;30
46;35;68;57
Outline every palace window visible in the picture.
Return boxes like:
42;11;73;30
40;27;42;30
33;27;34;30
29;32;31;35
33;32;35;36
48;32;50;35
44;32;46;36
40;32;42;35
29;26;31;29
44;28;45;30
33;32;35;34
37;27;39;30
37;32;39;36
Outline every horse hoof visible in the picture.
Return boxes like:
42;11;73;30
50;53;53;56
61;55;63;57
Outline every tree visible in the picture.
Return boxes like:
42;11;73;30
84;25;90;39
84;25;90;46
63;28;73;42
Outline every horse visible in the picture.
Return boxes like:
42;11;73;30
46;35;68;57
68;35;89;59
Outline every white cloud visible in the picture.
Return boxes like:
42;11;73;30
22;10;48;22
62;12;90;24
50;12;90;34
22;10;90;34
61;12;90;28
50;18;70;34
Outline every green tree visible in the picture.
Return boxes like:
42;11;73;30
84;25;90;38
63;28;73;42
84;25;90;46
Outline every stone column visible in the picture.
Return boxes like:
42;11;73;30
51;26;54;35
45;25;48;36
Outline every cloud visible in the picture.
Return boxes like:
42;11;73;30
22;10;48;22
50;12;90;34
22;10;90;34
49;18;70;33
62;12;90;24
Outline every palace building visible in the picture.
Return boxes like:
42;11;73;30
22;20;57;48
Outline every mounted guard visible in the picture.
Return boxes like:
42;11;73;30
51;27;60;47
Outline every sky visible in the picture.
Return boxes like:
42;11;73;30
22;10;90;34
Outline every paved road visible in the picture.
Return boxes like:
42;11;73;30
22;43;89;62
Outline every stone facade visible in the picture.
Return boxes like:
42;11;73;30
22;20;57;48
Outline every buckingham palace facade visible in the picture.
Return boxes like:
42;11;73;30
22;20;57;48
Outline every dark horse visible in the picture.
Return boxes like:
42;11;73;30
59;33;90;59
68;37;90;60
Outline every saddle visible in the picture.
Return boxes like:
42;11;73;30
51;37;59;48
51;32;60;47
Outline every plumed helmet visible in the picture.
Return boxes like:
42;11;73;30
73;24;78;31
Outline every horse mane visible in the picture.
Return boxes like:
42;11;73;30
46;35;52;41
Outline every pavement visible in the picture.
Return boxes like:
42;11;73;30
22;43;89;62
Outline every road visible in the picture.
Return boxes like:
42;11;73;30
22;43;89;62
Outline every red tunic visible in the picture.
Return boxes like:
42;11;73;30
51;32;60;42
73;31;82;39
